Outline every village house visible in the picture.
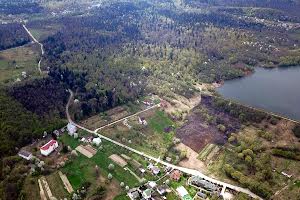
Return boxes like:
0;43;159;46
197;191;207;199
138;116;147;126
157;185;168;195
67;122;77;136
190;176;218;192
128;188;140;200
18;150;32;160
147;163;160;175
40;139;58;156
148;181;157;189
170;170;182;181
142;188;152;199
176;186;192;200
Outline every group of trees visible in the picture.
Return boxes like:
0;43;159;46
9;77;69;118
224;163;272;199
0;1;42;15
211;96;277;123
0;89;64;200
0;24;30;51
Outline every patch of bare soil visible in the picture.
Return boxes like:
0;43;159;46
176;143;208;173
163;92;201;115
103;179;121;200
176;112;225;152
80;106;130;130
176;96;241;152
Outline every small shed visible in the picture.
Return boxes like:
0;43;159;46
18;150;32;160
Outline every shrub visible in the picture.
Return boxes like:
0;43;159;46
293;125;300;138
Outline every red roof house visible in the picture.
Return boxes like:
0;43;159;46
40;139;58;156
170;170;182;181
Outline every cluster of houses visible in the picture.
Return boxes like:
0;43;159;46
127;163;185;200
189;176;220;199
128;181;170;200
18;122;102;161
67;122;102;146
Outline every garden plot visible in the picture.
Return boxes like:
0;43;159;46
109;154;128;167
59;171;74;193
76;144;97;158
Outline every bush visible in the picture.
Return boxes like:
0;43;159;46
293;125;300;138
272;149;300;160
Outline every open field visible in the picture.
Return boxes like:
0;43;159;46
79;102;147;130
98;109;179;159
61;136;140;190
22;176;40;200
0;43;41;84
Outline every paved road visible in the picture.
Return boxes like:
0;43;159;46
22;24;44;74
66;90;262;200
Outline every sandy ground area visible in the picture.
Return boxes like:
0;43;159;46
109;154;128;167
176;143;208;174
75;145;96;158
58;171;74;193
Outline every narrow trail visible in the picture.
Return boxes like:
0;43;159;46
22;24;44;74
66;90;262;200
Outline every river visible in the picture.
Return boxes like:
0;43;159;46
217;66;300;121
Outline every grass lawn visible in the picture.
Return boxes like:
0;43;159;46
59;133;80;149
113;194;130;200
100;108;180;160
46;172;69;199
22;176;40;200
148;110;174;133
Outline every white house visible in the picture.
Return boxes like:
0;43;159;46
67;123;77;136
92;137;102;146
18;150;32;160
40;139;58;156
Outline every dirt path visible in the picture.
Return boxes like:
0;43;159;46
22;24;44;74
38;179;47;200
58;171;74;193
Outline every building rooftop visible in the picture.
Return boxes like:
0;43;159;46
40;139;57;151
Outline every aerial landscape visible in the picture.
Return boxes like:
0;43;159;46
0;0;300;200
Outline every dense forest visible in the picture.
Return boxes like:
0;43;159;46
0;24;31;50
22;0;298;122
0;87;64;164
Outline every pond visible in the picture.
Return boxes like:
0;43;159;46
217;66;300;121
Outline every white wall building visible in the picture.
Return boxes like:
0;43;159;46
92;137;102;146
67;122;77;136
40;139;58;156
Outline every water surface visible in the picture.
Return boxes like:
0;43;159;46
217;67;300;121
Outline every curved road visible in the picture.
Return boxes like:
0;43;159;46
22;24;44;74
66;90;262;200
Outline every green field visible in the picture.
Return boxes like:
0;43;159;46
101;109;178;159
0;44;41;84
61;136;140;190
148;110;174;133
